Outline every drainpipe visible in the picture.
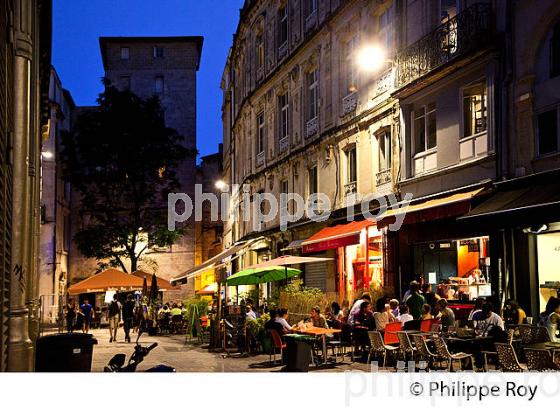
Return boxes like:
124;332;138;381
8;1;35;370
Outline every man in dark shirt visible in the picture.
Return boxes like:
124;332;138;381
406;282;426;320
122;294;136;343
79;299;94;333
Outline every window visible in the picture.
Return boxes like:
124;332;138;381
281;179;289;213
120;47;130;60
256;34;265;69
120;75;131;90
537;109;559;156
378;130;391;171
63;214;71;252
413;103;437;154
308;166;318;195
306;0;317;17
307;70;318;120
346;147;357;184
279;93;289;141
551;22;560;78
154;76;164;95
439;0;458;22
153;46;164;59
344;36;359;93
257;112;265;154
377;7;394;53
463;82;487;138
278;6;288;47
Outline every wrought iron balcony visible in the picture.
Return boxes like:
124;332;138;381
279;136;289;153
278;41;289;61
395;3;492;89
376;168;392;186
305;11;317;32
256;151;265;167
344;181;357;196
306;116;319;138
342;92;358;115
256;66;264;82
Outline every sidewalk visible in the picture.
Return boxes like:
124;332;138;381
89;328;369;372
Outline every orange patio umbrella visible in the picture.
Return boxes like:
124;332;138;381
131;270;180;292
67;268;144;295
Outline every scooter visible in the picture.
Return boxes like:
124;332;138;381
103;342;176;372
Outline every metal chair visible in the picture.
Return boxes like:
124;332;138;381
481;328;514;371
518;324;534;344
433;336;472;371
495;342;527;372
367;331;398;369
411;333;439;370
396;331;416;362
533;326;552;343
525;348;559;371
327;323;353;362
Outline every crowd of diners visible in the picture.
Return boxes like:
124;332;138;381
256;280;560;363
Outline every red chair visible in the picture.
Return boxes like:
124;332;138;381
269;330;286;365
383;322;402;345
420;318;439;333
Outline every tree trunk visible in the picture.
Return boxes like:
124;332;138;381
130;255;138;273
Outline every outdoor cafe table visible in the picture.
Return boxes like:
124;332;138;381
291;326;342;365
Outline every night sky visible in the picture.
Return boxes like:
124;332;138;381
53;0;244;160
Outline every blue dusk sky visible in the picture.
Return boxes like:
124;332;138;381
52;0;244;160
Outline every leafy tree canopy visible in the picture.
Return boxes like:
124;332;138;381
61;84;194;272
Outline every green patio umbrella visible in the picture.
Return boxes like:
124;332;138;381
226;266;302;286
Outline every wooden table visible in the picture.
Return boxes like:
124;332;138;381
292;326;342;365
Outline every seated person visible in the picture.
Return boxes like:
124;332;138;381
437;299;456;329
468;298;485;321
352;301;374;352
545;298;560;342
421;304;433;320
308;306;328;328
396;305;414;324
502;299;526;326
328;302;344;322
265;309;284;335
389;299;400;318
245;304;257;320
275;308;293;334
473;302;505;337
373;302;396;331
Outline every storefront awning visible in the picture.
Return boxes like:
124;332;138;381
281;239;304;251
459;182;560;220
171;238;261;285
302;220;374;254
196;283;218;295
377;187;486;228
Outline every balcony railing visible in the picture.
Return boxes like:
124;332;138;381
256;151;265;167
306;116;319;138
305;11;318;32
344;181;357;196
395;3;492;88
376;168;392;186
342;92;358;115
278;41;289;61
279;136;289;153
256;66;264;82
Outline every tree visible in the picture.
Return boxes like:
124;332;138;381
61;84;193;272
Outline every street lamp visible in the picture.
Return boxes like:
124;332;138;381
215;179;227;190
357;45;389;72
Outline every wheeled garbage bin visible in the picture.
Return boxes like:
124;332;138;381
285;334;313;372
35;333;98;372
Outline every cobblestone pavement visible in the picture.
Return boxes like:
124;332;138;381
89;328;370;372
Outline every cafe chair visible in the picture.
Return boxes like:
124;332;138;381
432;336;472;371
269;330;286;365
518;324;533;344
383;322;402;345
396;331;416;362
411;333;439;370
532;326;552;343
420;319;438;333
481;328;514;371
367;331;398;369
525;348;559;371
327;323;352;362
495;342;527;372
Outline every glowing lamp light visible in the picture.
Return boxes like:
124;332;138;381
215;180;227;190
42;151;54;159
357;45;387;72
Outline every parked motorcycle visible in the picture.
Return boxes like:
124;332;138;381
103;341;175;372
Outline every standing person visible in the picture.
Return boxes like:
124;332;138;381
406;282;426;319
348;293;371;325
122;294;135;343
421;283;439;312
65;299;77;333
79;298;94;333
107;293;121;342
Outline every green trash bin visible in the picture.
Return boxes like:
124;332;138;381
285;334;313;372
35;333;98;372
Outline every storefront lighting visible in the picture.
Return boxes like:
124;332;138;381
215;179;227;190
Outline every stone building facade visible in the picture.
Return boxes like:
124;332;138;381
222;0;400;301
0;0;52;371
68;37;203;297
222;0;560;314
38;67;74;324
